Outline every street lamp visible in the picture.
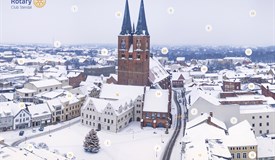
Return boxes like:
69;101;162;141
140;119;143;129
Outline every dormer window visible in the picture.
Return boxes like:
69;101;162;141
121;39;126;49
146;41;149;49
137;39;141;49
129;53;133;59
137;52;141;59
121;52;125;59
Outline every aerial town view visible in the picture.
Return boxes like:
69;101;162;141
0;0;275;160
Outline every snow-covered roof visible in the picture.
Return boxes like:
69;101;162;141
257;136;275;158
27;103;51;118
67;72;81;78
46;98;63;111
84;97;132;115
29;79;62;88
186;113;227;131
240;104;275;114
143;89;169;113
149;57;169;84
100;84;146;100
224;120;257;147
16;88;36;94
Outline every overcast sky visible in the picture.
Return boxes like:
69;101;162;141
0;0;274;46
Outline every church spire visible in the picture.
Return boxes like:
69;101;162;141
120;0;132;35
135;0;149;35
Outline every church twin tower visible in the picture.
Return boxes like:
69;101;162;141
117;0;150;86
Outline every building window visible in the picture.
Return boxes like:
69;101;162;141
260;130;262;134
266;115;269;118
252;124;255;127
137;53;141;59
129;54;133;59
252;116;255;119
231;153;234;159
243;153;247;158
104;118;106;122
259;116;262;119
259;123;262;126
237;153;240;159
111;120;113;124
267;122;269;126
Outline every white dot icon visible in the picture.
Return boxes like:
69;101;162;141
155;90;163;98
230;117;238;125
249;10;256;17
71;5;78;13
167;7;175;15
66;92;73;100
205;25;213;32
248;83;255;90
201;65;208;73
54;40;61;48
248;151;257;159
104;140;112;147
17;58;25;65
161;47;169;55
101;48;108;56
190;108;198;116
66;152;74;159
115;92;120;97
19;102;25;109
115;11;122;18
245;48;253;56
27;144;34;152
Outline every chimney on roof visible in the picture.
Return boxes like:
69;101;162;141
207;116;211;124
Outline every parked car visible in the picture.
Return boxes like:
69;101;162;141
39;126;44;131
19;130;24;136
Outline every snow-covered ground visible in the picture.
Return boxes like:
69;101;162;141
16;122;174;160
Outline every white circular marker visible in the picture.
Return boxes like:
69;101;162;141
248;151;257;159
205;25;213;32
66;92;73;100
248;83;255;90
190;108;198;116
154;145;161;152
249;10;256;17
201;65;208;73
245;48;253;56
115;92;120;97
71;5;78;13
115;11;122;18
167;7;175;15
155;90;163;98
66;152;74;159
19;102;25;109
27;144;34;152
54;40;61;48
230;117;238;125
101;48;108;56
17;58;25;65
104;140;111;147
161;47;169;55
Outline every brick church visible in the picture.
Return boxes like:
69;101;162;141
117;0;170;89
117;0;172;129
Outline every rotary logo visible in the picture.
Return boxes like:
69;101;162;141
33;0;46;8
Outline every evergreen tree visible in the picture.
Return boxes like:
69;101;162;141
83;129;100;153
